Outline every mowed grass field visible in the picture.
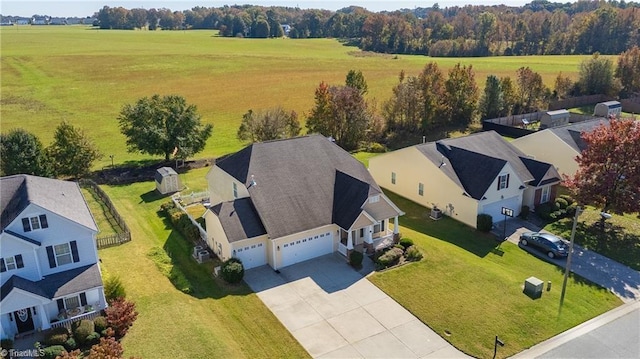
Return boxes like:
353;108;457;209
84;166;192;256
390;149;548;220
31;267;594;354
0;25;605;168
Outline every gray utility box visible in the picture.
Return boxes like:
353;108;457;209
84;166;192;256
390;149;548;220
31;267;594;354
524;276;544;298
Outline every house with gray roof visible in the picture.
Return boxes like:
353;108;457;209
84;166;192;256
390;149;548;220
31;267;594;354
511;118;608;177
1;175;106;339
369;131;561;228
204;135;404;270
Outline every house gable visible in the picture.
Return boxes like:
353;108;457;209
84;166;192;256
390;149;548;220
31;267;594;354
1;287;50;313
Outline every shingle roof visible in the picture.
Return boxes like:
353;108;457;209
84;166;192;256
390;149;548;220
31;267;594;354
155;167;178;183
416;131;536;200
1;264;103;301
211;198;266;242
215;135;394;239
548;119;608;153
521;157;560;187
332;171;370;230
0;175;98;232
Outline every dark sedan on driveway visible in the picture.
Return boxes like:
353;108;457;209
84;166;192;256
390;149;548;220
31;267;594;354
519;232;569;259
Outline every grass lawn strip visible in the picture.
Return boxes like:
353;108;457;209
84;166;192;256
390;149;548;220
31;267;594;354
81;187;119;237
97;167;308;358
369;191;621;359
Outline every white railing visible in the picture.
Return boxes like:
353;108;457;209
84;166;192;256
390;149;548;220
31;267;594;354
173;191;210;206
50;310;100;329
171;198;207;242
338;243;347;256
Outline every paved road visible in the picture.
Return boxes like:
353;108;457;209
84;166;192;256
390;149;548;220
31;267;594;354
512;301;640;359
494;218;640;303
244;254;471;359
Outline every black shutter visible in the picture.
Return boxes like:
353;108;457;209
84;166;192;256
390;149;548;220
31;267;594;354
0;258;5;272
70;241;80;263
57;299;65;312
22;218;31;232
39;214;49;229
80;292;87;306
506;174;510;188
497;177;501;190
46;246;57;268
9;313;13;321
32;307;37;315
15;254;24;269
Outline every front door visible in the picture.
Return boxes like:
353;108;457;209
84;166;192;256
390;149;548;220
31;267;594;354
14;308;35;333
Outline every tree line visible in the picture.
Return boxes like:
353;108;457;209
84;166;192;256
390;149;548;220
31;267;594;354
94;1;640;55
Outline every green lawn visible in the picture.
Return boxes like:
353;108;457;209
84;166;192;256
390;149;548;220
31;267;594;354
1;25;600;168
95;167;308;358
369;191;621;359
545;207;640;271
81;187;119;237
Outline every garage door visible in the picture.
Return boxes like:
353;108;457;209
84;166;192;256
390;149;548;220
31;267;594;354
233;242;267;269
481;195;521;224
281;231;333;268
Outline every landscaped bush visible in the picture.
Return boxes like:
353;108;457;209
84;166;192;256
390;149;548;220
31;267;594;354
160;201;175;213
221;258;244;284
555;197;569;209
41;345;66;359
93;316;108;333
405;246;423;261
367;142;387;153
89;336;123;358
476;214;493;232
519;205;530;220
162;204;201;242
146;246;192;293
72;319;95;346
44;326;69;346
536;202;553;220
103;274;126;301
566;203;577;216
377;247;404;267
85;332;101;346
349;250;363;268
559;194;575;205
105;298;139;338
399;237;414;249
63;337;77;351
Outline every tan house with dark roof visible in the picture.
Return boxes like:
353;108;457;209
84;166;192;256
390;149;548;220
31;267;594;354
204;135;403;270
369;131;561;228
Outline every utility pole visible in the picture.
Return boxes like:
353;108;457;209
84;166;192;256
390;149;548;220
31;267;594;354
559;206;583;316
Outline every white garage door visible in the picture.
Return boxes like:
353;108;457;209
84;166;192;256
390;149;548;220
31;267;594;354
234;242;267;269
281;231;333;268
481;195;521;224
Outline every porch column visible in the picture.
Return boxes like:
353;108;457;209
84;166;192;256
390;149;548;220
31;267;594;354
347;231;354;250
393;216;399;234
39;304;51;330
364;225;373;244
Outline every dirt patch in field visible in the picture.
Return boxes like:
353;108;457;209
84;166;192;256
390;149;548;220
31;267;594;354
92;157;218;185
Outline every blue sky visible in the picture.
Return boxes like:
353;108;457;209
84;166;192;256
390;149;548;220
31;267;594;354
1;0;529;17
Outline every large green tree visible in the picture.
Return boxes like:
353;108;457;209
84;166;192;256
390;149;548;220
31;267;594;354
577;53;619;96
615;46;640;96
237;107;301;142
0;128;53;177
47;121;102;179
306;83;369;151
345;69;368;96
479;75;504;120
515;67;546;113
118;94;213;160
444;63;479;125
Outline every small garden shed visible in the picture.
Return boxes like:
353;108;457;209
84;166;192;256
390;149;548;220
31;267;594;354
540;109;570;129
594;101;622;118
155;167;182;194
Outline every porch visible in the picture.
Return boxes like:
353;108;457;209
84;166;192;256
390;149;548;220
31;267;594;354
337;216;400;257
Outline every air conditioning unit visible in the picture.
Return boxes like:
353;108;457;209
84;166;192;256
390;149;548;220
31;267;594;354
197;250;210;264
430;208;443;220
192;246;203;259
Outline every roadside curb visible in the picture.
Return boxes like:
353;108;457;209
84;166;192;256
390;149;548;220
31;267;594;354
510;300;640;358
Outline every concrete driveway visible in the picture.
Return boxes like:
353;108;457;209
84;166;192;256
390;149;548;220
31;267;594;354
244;253;471;359
494;218;640;303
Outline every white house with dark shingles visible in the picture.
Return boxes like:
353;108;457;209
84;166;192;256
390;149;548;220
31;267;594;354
0;175;106;340
204;135;404;270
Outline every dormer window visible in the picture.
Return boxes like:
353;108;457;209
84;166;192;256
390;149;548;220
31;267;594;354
369;195;380;204
21;215;48;232
497;174;510;190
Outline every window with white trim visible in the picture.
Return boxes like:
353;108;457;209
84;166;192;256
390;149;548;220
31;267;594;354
498;174;509;190
369;195;380;203
391;172;396;185
541;186;551;203
0;255;24;272
418;183;424;196
21;214;49;232
232;183;238;199
5;257;16;271
54;243;73;266
65;296;80;310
